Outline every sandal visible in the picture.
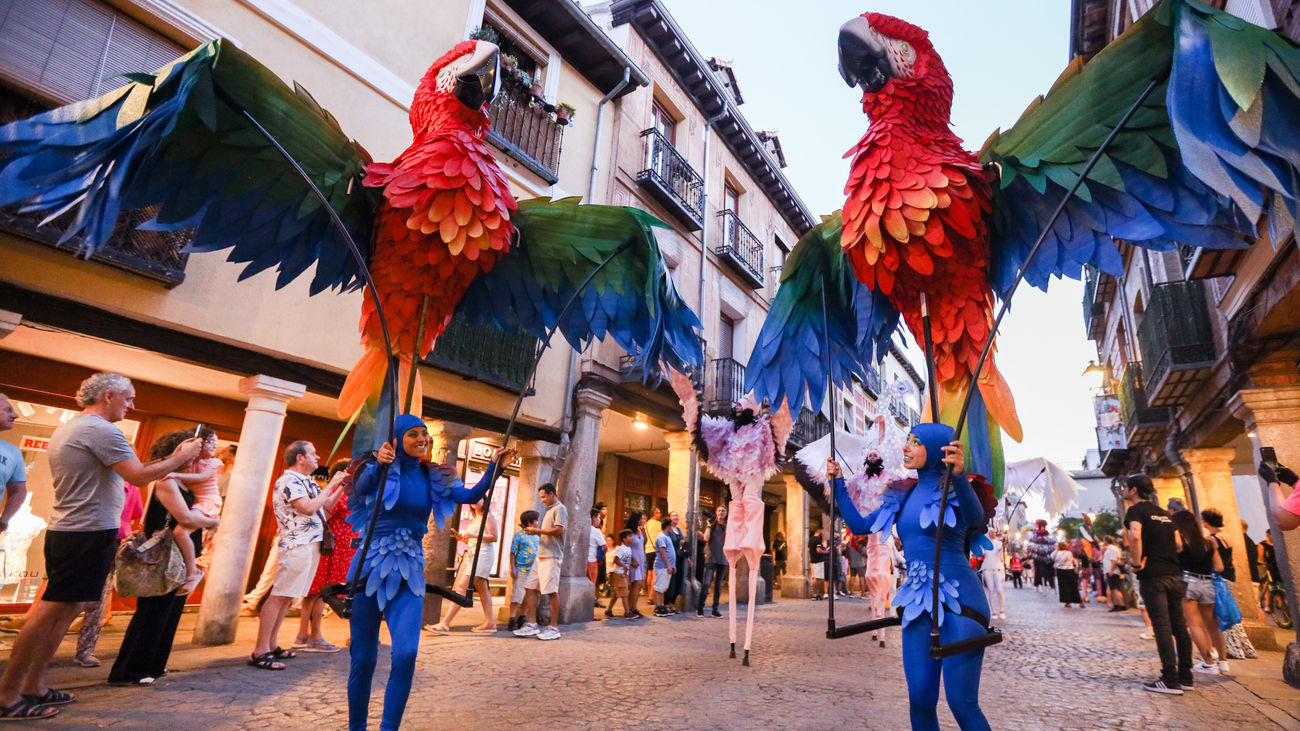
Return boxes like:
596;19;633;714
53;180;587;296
269;646;296;659
19;690;72;707
247;652;284;671
0;698;58;721
469;625;497;634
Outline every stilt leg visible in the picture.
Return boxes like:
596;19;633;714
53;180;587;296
727;559;738;648
743;553;758;665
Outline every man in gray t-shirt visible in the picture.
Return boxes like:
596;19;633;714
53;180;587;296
0;373;198;717
516;483;566;640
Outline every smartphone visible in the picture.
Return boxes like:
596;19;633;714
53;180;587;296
194;423;204;438
1261;447;1278;465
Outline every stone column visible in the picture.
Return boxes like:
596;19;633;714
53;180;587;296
1183;447;1278;651
193;375;305;645
1152;476;1186;510
554;382;612;624
664;431;698;609
1231;381;1300;647
781;472;810;598
0;310;20;340
509;440;561;624
422;420;473;623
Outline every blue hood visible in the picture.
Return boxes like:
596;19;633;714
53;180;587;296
909;422;955;480
393;414;425;465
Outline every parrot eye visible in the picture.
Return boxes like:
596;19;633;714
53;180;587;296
900;42;910;53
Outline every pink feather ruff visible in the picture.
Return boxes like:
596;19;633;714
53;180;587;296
698;414;780;486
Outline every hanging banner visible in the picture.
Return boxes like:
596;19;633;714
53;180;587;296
1093;395;1126;450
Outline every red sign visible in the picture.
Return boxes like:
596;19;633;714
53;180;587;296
20;436;48;452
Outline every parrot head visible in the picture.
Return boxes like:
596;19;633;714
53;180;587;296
412;40;501;136
837;13;953;126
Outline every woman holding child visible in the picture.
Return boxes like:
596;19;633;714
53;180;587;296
107;430;220;686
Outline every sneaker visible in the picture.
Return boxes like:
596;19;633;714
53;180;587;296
1138;631;1154;640
696;611;705;618
711;609;723;618
1108;606;1127;612
506;617;518;632
604;609;615;619
653;607;668;617
624;612;643;621
513;622;540;637
1219;660;1231;674
536;626;561;641
1192;662;1220;675
998;612;1006;620
1142;679;1183;695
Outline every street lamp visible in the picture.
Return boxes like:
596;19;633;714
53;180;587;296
1081;359;1107;395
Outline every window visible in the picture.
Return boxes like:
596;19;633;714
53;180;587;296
723;181;739;216
651;100;676;145
719;314;735;360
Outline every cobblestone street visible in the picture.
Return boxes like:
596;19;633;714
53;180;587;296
8;584;1296;729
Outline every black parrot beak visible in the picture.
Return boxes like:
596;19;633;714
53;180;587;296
454;41;500;110
838;16;891;94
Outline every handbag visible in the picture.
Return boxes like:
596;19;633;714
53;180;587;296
318;510;335;556
115;519;186;598
1213;574;1243;631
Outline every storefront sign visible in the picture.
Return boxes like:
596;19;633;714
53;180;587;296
1092;395;1126;451
19;436;48;452
468;440;522;469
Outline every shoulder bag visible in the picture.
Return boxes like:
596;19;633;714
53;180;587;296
115;514;186;597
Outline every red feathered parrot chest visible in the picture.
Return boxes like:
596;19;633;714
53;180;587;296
838;13;995;384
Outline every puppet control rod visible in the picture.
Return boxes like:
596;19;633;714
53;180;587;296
922;76;1163;659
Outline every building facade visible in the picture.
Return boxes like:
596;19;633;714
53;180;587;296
1073;0;1300;651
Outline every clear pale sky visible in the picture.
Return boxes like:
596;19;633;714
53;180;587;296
656;0;1101;469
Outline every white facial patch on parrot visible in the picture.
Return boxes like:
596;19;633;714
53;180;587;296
867;25;917;79
435;43;481;94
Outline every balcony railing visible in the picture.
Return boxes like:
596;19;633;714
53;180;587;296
486;81;564;184
425;312;539;392
1116;362;1172;448
887;397;921;428
705;357;746;413
1136;281;1216;406
1082;271;1104;340
789;407;831;448
636;128;705;230
715;210;764;288
860;364;883;398
0;206;190;287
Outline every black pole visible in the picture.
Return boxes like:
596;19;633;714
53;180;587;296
403;295;430;414
213;87;403;603
920;293;941;421
927;77;1162;658
820;288;838;631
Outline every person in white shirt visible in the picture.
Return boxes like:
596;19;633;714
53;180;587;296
1101;535;1127;611
588;509;604;604
981;529;1006;620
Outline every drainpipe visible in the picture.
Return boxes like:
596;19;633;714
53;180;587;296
1164;420;1200;515
555;69;634;439
698;110;728;329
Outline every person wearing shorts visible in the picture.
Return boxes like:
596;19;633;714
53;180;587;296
507;510;540;632
606;529;635;619
515;483;566;640
0;375;200;720
652;523;677;616
250;441;343;670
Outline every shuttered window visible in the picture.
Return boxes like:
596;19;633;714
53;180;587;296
0;0;182;105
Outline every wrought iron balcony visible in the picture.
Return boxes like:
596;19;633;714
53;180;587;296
1082;270;1105;340
860;364;883;398
705;357;746;414
1136;281;1216;406
0;88;189;286
486;80;564;184
1116;362;1171;449
887;398;920;428
715;210;764;288
425;312;539;392
0;206;190;287
788;407;830;448
636;128;705;230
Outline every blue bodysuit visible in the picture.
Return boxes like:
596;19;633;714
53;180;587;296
346;414;501;731
836;422;991;731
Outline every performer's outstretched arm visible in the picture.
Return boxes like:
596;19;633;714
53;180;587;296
833;476;873;536
451;459;502;504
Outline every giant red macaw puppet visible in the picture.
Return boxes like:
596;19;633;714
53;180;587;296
0;38;703;730
744;1;1300;726
747;0;1300;494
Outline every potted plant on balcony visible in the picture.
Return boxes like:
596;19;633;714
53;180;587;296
469;25;500;44
555;102;575;126
500;53;519;76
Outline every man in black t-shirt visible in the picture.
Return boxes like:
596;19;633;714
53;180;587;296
1123;474;1193;695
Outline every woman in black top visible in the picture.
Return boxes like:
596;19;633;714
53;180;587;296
772;532;788;578
1200;509;1235;582
1173;510;1228;675
108;431;219;685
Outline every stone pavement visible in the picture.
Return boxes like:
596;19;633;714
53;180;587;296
7;586;1300;729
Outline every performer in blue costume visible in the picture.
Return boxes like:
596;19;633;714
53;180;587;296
829;422;992;731
346;413;514;731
